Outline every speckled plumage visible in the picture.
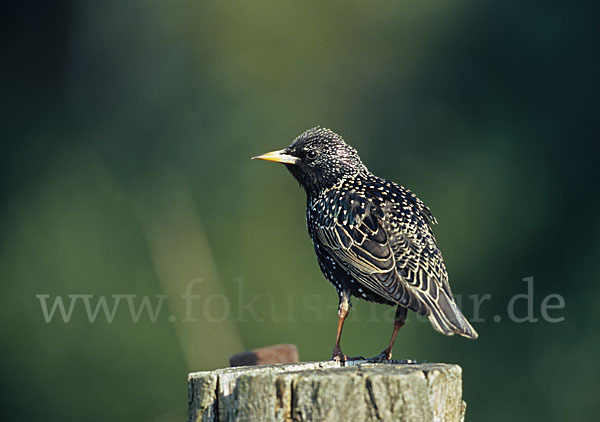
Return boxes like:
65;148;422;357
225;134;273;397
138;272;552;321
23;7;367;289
254;127;477;360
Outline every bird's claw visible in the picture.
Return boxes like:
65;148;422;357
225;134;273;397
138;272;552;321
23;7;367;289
331;345;348;365
331;354;347;366
365;354;418;364
331;346;365;366
331;354;346;365
365;349;392;363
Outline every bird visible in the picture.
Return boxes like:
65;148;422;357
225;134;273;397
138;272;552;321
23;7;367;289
253;127;478;363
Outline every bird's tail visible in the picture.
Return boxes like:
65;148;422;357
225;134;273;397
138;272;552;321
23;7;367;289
426;289;479;339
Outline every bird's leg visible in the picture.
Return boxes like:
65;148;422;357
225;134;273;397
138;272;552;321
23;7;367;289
331;291;350;364
370;306;407;361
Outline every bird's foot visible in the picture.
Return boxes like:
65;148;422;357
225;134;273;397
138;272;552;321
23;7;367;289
331;345;364;366
365;352;418;364
331;345;347;365
365;349;392;363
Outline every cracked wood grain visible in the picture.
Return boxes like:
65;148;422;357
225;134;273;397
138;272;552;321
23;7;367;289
188;360;466;422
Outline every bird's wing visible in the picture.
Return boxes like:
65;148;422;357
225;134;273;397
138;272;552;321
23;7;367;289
314;187;478;338
387;202;478;339
314;190;422;310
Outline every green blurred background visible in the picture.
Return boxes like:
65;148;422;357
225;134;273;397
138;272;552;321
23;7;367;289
2;0;598;420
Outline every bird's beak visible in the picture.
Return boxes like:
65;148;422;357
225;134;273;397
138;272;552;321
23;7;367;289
252;149;300;165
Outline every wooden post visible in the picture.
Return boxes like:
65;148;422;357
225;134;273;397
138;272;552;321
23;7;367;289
188;360;466;421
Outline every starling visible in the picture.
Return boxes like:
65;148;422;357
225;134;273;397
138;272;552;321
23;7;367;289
253;127;478;362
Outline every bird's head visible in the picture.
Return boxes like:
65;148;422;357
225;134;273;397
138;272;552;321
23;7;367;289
253;127;365;194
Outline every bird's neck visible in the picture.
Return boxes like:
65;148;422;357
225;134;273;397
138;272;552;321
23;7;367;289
306;167;371;200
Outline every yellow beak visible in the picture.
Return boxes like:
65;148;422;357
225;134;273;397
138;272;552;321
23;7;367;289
252;149;299;165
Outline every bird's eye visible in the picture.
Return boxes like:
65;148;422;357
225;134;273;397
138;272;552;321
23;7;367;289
306;150;318;160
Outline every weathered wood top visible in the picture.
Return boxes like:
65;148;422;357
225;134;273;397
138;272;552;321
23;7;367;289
188;360;465;422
